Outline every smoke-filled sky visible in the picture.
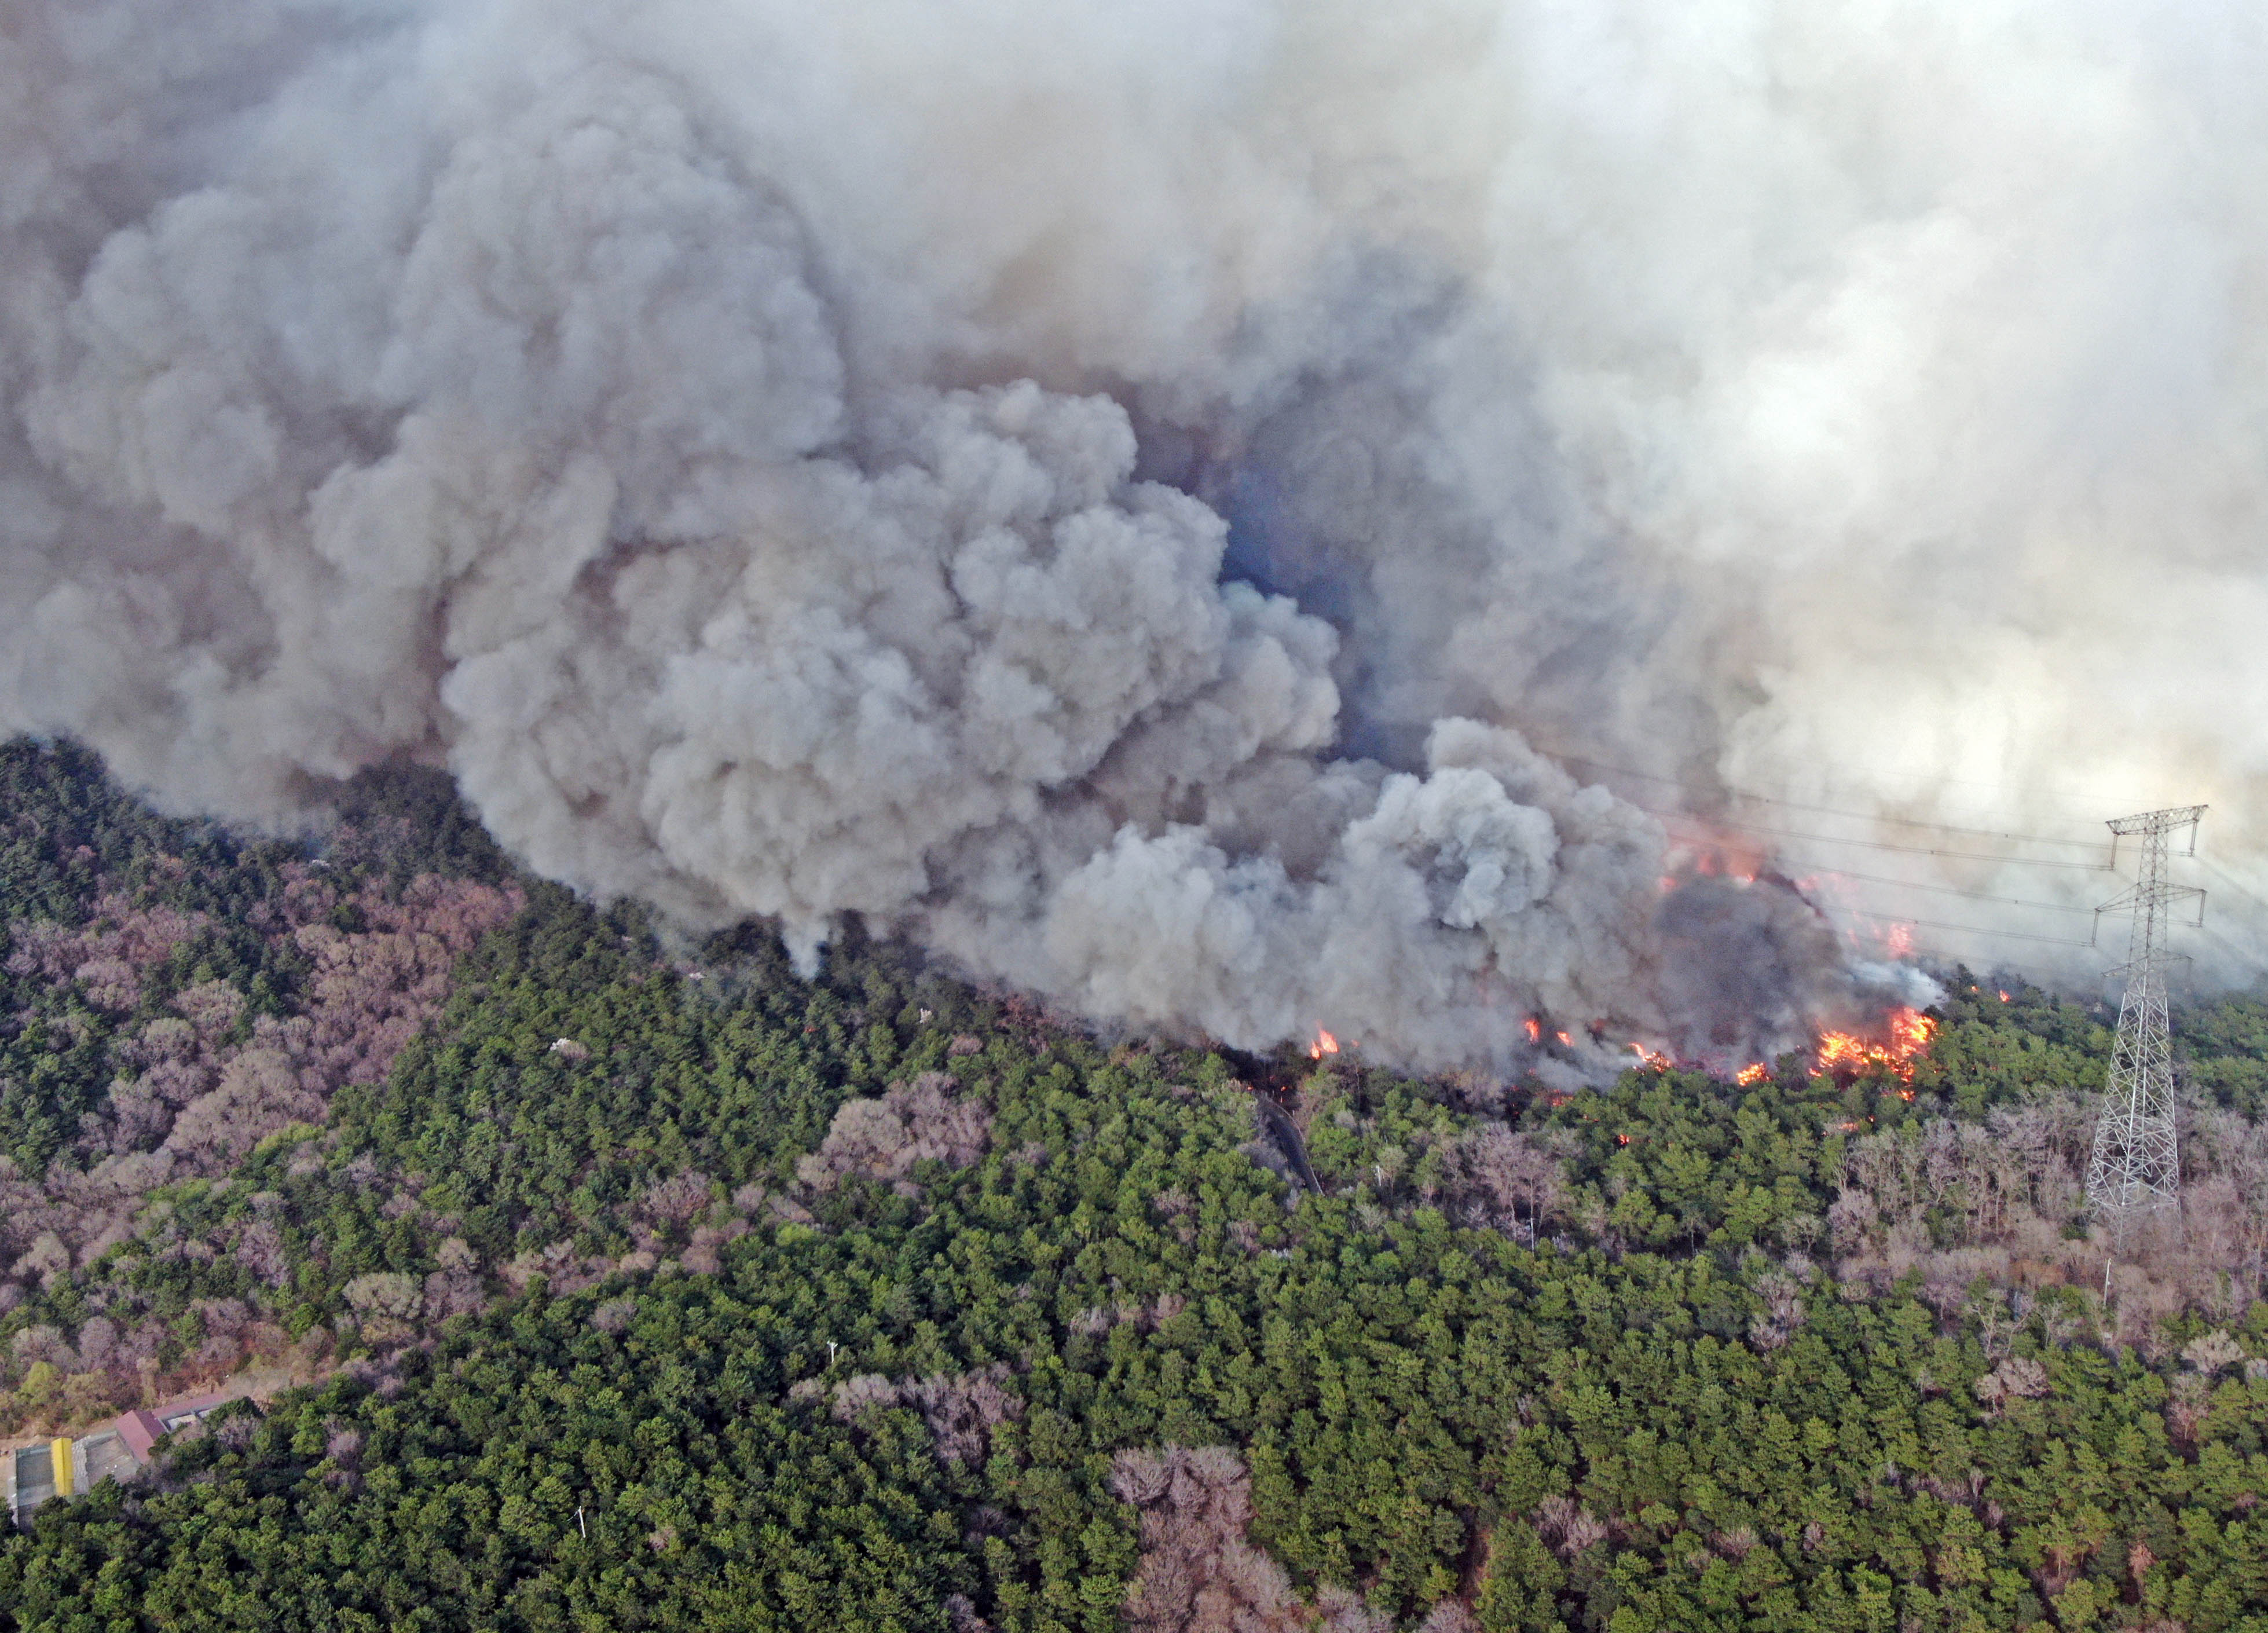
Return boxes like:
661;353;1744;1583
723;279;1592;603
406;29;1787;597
3;0;2263;1070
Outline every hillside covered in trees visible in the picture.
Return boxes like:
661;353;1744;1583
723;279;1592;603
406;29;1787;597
0;738;2266;1633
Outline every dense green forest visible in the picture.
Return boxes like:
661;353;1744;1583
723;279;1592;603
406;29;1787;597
1;738;2266;1632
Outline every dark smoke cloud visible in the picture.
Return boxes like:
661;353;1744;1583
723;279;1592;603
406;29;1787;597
7;1;2255;1068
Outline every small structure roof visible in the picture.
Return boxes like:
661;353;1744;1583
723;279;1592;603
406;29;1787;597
115;1390;254;1463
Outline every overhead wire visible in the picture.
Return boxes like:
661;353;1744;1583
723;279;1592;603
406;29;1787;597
1651;810;2117;870
1833;909;2100;950
2196;860;2268;918
2181;865;2268;977
1719;753;2156;820
1799;866;2097;914
1814;845;2247;962
1513;737;2253;959
1526;741;2115;851
2196;923;2268;980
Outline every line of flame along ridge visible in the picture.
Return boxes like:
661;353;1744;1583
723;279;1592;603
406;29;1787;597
1628;1008;1937;1088
1298;1008;1936;1089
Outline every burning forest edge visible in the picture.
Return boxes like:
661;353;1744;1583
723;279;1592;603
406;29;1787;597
0;739;2265;1632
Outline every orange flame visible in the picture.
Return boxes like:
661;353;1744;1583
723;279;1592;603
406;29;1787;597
1735;1063;1769;1086
1524;1017;1542;1043
1813;1007;1937;1082
1814;1032;1866;1072
1308;1028;1341;1060
1555;1030;1573;1046
1629;1042;1674;1071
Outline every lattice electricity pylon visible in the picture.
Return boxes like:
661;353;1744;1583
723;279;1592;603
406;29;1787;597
2085;805;2206;1221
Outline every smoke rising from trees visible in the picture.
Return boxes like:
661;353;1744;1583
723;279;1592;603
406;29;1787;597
3;1;2260;1066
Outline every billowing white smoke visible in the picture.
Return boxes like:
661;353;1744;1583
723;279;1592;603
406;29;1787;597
2;0;2256;1066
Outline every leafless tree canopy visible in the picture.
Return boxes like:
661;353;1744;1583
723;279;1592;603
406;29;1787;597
795;1071;992;1193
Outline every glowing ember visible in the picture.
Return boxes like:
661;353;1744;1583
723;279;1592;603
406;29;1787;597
1735;1063;1769;1086
1307;1028;1342;1060
1525;1017;1542;1043
1812;1008;1937;1082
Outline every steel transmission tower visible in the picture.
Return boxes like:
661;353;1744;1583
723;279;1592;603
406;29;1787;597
2086;806;2206;1221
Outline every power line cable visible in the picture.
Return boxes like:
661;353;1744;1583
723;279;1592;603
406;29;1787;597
1651;810;2116;871
2195;923;2268;979
1805;772;2153;826
1804;867;2098;915
1530;742;2112;850
2196;861;2268;918
1752;754;2147;812
1648;749;2154;826
1830;908;2099;949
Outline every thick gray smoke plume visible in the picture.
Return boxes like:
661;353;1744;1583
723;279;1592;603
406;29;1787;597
4;1;2260;1068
